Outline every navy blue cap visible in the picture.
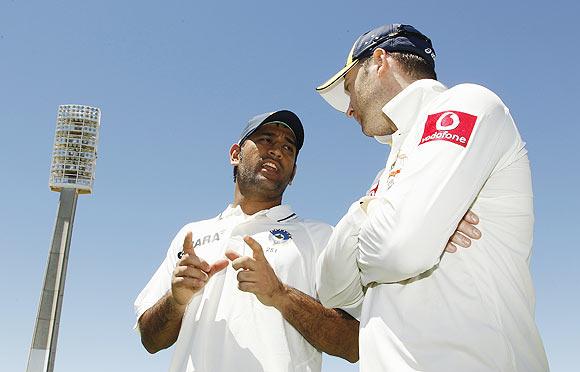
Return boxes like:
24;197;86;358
238;110;304;152
317;23;436;112
351;24;435;68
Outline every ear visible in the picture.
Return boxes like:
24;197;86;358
288;163;297;185
372;48;390;78
229;143;241;166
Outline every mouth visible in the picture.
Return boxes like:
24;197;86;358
260;160;281;175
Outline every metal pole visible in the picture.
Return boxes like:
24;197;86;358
26;188;78;372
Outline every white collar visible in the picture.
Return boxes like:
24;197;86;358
374;79;447;144
218;204;297;223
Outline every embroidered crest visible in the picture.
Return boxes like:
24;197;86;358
269;229;292;244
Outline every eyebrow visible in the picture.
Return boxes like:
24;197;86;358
259;130;297;148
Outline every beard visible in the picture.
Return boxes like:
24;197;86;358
355;65;394;136
236;153;292;200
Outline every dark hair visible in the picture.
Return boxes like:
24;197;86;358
389;51;437;80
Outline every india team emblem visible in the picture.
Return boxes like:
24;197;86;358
269;229;292;244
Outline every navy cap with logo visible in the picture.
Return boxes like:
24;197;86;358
316;23;436;112
238;110;304;153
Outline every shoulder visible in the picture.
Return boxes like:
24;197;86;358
168;215;222;251
175;215;219;236
437;83;508;113
290;216;332;231
289;217;333;247
300;219;333;233
424;83;512;132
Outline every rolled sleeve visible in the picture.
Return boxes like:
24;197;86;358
133;226;189;329
316;200;368;309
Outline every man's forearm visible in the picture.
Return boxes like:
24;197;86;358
138;291;186;354
272;286;359;363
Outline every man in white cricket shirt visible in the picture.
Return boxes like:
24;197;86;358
134;110;479;372
315;23;549;371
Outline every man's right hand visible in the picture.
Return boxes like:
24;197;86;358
171;231;228;306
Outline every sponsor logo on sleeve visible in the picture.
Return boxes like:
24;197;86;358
420;111;477;148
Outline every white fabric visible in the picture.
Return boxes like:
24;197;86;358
317;79;549;371
135;204;333;372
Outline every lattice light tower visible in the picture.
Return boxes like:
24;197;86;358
26;104;101;372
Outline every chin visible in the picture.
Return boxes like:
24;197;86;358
360;123;375;137
361;118;389;137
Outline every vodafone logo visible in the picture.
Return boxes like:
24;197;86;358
420;110;477;148
435;112;460;131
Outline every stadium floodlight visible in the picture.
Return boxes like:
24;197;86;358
49;104;100;194
26;104;101;372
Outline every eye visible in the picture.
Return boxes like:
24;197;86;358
283;144;296;154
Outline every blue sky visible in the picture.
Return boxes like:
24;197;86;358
1;1;577;371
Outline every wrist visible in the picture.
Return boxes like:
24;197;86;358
270;282;290;310
167;292;188;317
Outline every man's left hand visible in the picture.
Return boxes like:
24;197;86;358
225;236;286;307
445;210;481;253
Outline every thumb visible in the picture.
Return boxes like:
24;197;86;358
208;259;229;277
224;249;241;262
244;236;265;261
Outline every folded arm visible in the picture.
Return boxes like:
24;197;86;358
358;101;514;284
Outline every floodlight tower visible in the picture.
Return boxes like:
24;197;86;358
26;104;101;372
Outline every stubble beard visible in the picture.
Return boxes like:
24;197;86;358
360;107;389;137
357;65;392;137
236;155;290;201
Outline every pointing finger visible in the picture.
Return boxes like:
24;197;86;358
243;236;265;261
183;231;195;256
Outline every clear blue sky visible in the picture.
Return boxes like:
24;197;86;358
1;1;577;371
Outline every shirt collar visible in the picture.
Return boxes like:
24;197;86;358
218;204;297;223
377;79;447;141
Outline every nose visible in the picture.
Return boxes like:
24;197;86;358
268;143;283;159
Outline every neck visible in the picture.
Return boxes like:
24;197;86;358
381;71;416;134
232;183;283;215
380;112;398;134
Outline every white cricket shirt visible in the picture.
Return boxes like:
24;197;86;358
317;79;549;371
135;204;333;372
